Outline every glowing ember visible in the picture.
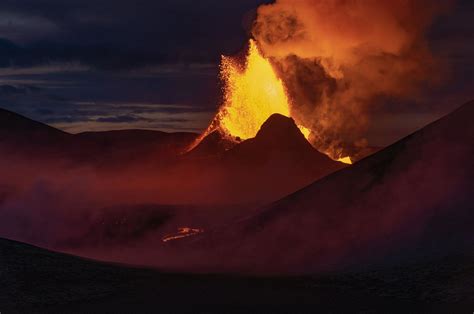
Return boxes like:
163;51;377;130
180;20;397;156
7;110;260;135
162;227;204;243
337;157;352;165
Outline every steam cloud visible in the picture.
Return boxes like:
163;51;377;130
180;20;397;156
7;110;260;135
252;0;451;158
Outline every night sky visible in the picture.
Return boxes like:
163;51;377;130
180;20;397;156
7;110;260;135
0;0;472;146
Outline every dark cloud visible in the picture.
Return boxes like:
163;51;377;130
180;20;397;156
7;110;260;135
0;84;41;95
42;115;93;124
0;0;272;70
96;114;151;123
0;0;471;144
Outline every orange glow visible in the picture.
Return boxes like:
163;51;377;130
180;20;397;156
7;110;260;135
217;39;293;140
162;227;204;243
337;156;352;164
187;40;355;163
187;40;311;152
298;125;311;139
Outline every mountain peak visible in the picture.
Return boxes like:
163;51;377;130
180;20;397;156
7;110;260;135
186;130;237;158
225;114;343;169
253;114;311;150
0;107;68;138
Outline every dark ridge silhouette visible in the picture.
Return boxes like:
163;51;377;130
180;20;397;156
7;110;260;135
164;114;346;204
0;107;344;209
225;114;341;171
0;107;197;163
182;114;346;204
0;107;70;145
190;101;474;274
351;145;383;162
75;129;197;165
185;130;237;158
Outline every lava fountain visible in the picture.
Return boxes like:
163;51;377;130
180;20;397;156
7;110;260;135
188;39;350;164
188;40;309;148
217;39;309;140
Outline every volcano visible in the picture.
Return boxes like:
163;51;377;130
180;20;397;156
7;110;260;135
220;114;345;202
0;108;345;213
181;114;346;204
224;113;339;168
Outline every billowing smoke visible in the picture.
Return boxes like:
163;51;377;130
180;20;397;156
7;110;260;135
252;0;451;158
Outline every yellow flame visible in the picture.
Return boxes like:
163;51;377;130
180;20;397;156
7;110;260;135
217;39;294;140
337;156;353;164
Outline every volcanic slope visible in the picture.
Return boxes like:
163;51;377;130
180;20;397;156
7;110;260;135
193;100;474;273
182;114;346;204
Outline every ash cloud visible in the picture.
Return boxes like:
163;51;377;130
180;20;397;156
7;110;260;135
253;0;452;158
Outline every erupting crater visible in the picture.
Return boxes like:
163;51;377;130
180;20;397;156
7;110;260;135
188;40;352;164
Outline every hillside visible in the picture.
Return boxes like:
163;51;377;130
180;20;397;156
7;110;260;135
190;101;474;273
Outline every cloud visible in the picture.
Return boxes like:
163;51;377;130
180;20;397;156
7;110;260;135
0;84;41;95
95;114;152;123
0;0;272;70
0;12;58;43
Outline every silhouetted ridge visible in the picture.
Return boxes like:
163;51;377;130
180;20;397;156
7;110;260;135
195;100;474;273
254;114;309;148
227;114;342;169
186;130;237;158
0;108;67;136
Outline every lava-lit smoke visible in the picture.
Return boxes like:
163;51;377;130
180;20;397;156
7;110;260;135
252;0;450;158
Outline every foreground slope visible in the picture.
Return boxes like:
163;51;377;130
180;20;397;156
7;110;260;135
194;101;474;273
1;237;473;313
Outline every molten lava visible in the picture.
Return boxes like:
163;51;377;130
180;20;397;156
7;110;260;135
337;157;353;165
188;40;310;152
162;227;204;243
218;39;293;140
188;39;351;163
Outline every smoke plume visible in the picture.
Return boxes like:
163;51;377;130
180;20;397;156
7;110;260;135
252;0;451;158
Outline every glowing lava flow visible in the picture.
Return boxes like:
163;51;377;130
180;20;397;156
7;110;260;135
188;40;310;151
337;157;352;165
162;227;204;243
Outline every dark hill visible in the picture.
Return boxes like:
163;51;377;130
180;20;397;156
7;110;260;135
185;130;237;158
192;101;474;273
0;108;70;146
225;114;341;171
0;107;197;163
1;237;473;313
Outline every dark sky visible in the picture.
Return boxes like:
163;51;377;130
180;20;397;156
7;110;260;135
0;0;472;145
